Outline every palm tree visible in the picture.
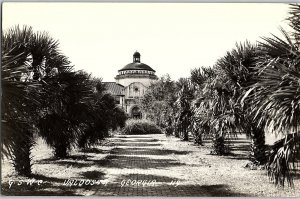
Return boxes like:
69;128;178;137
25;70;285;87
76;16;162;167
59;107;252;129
175;78;194;141
216;42;267;163
209;73;236;155
287;4;300;46
38;71;94;158
190;67;215;145
26;27;85;159
78;86;127;149
245;4;300;186
2;25;79;173
2;26;41;175
249;47;300;187
191;66;234;155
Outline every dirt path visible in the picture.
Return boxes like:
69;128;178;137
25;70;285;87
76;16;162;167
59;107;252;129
2;134;300;196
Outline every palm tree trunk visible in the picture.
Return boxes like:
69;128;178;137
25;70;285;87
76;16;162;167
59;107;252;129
250;126;266;164
194;131;203;145
183;132;189;141
12;130;33;176
212;134;228;155
54;142;68;159
78;134;88;149
174;121;180;137
178;117;189;141
181;126;189;141
174;131;179;137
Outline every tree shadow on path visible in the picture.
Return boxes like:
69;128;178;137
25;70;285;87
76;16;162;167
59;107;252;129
95;179;250;197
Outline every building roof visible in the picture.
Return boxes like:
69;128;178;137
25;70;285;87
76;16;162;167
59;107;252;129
103;82;124;96
118;62;156;72
119;51;156;72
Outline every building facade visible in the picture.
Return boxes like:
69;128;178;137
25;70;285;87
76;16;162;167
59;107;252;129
104;51;158;118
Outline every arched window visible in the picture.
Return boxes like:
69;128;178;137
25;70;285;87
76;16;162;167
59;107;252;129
131;106;142;119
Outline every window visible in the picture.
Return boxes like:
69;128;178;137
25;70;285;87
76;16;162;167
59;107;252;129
115;96;120;104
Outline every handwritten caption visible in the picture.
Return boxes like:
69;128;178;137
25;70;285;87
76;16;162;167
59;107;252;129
8;178;181;188
9;179;43;189
120;179;181;187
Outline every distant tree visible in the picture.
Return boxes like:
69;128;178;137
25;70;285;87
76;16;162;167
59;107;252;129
191;66;234;155
141;74;177;135
190;67;215;145
175;78;194;141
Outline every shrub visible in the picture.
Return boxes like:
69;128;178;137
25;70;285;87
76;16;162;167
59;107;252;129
121;119;162;135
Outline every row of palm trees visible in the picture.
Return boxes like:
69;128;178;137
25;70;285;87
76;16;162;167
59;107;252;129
141;4;300;187
1;26;127;176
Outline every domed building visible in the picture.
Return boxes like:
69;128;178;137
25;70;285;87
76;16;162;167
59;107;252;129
104;51;158;118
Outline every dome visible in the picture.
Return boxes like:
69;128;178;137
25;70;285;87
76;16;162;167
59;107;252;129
118;51;156;72
133;51;140;57
118;62;156;72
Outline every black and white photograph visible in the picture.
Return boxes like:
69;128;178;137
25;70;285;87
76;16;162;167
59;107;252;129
1;2;300;197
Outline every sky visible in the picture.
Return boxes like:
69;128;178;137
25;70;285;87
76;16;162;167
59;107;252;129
2;3;291;81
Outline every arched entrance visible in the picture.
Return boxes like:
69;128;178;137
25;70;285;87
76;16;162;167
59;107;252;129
131;106;142;119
